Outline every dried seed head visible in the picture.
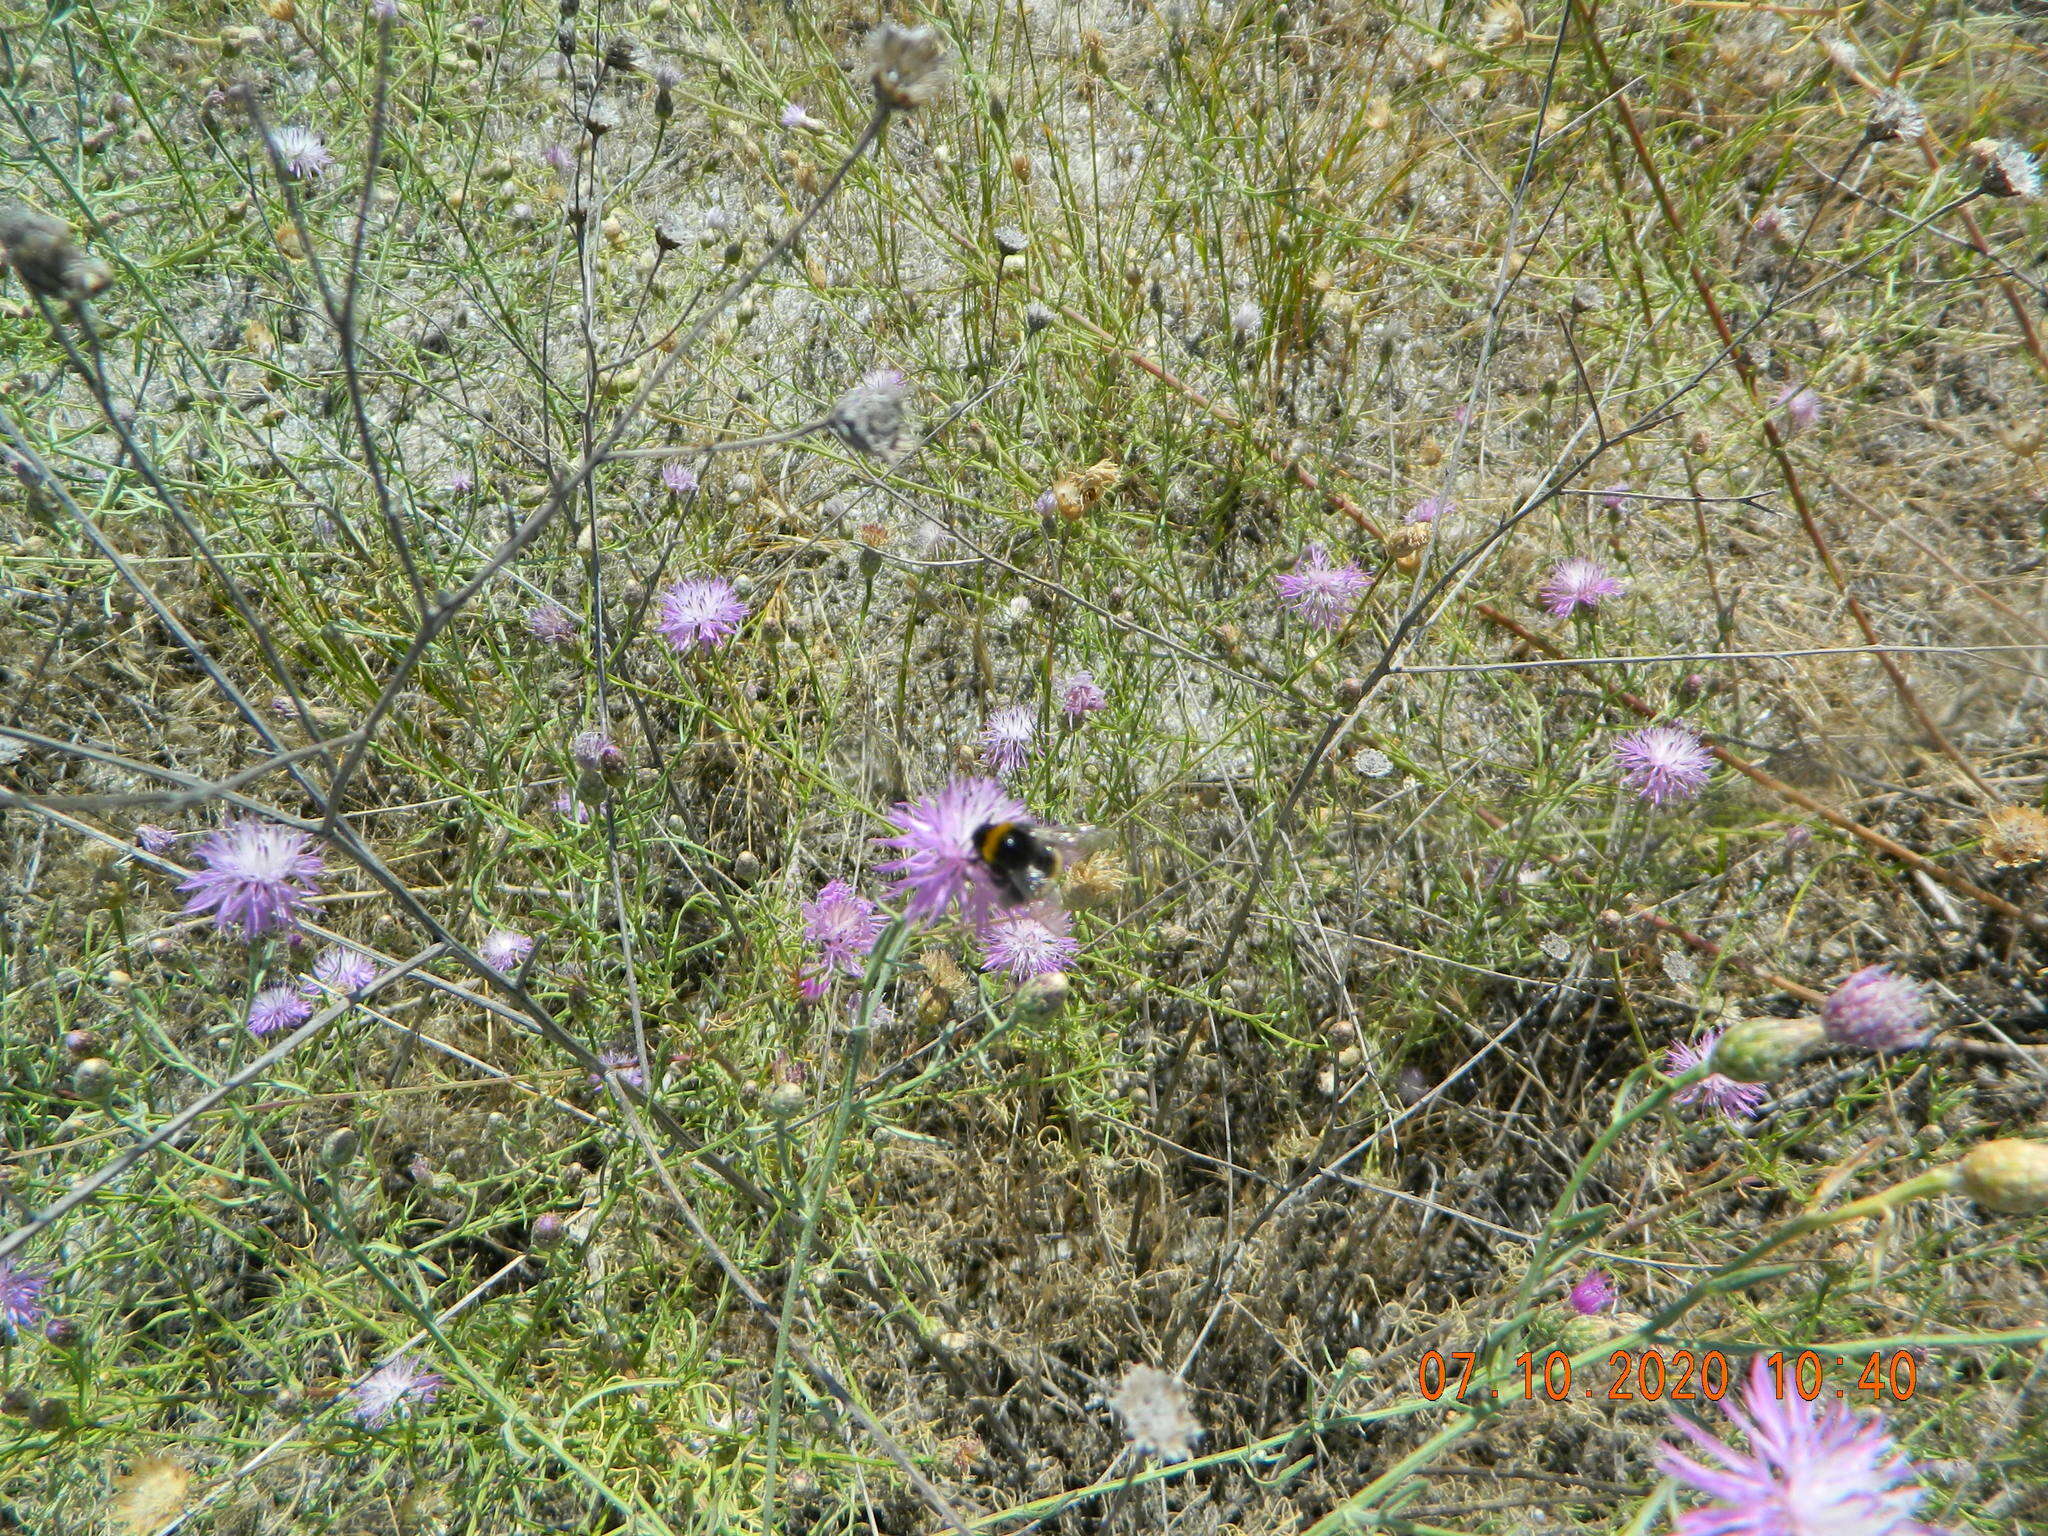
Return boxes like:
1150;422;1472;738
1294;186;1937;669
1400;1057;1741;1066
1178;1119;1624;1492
1863;88;1926;144
1383;521;1432;560
653;209;690;251
1980;804;2048;867
603;35;646;73
867;21;945;111
583;98;622;137
826;368;916;460
1105;1365;1202;1461
0;203;112;299
1970;138;2042;200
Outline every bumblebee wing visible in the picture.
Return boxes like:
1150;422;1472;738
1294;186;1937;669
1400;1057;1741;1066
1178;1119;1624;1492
1036;824;1111;862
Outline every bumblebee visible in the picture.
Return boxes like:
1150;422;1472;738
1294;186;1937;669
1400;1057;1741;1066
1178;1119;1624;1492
972;820;1101;906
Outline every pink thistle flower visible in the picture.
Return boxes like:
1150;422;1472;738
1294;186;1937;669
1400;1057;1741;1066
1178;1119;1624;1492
1665;1031;1770;1120
1775;383;1822;438
134;823;179;855
248;985;313;1038
1820;966;1931;1052
876;777;1028;926
1659;1355;1941;1535
269;125;334;180
781;102;824;129
591;1046;646;1091
349;1354;444;1427
1539;558;1625;617
303;946;379;998
1598;483;1631;512
1034;488;1059;517
552;790;591;825
1567;1270;1616;1316
479;929;534;971
526;602;578;645
980;901;1077;978
797;968;831;1003
1405;496;1451;525
369;0;398;18
0;1259;51;1331
541;144;574;175
802;879;884;978
180;820;325;937
655;576;748;652
448;469;473;494
661;462;699;496
570;731;623;776
1276;543;1371;630
980;704;1038;777
1060;671;1106;721
1614;725;1714;807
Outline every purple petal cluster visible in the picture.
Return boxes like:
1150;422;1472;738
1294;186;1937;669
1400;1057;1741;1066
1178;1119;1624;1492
248;985;313;1038
1567;1270;1616;1316
526;602;578;645
802;879;884;979
979;901;1078;978
1539;558;1625;617
0;1260;50;1331
1276;543;1371;630
135;823;179;855
1660;1355;1940;1536
1614;725;1714;807
304;945;380;998
269;125;333;180
349;1354;444;1427
980;704;1038;777
180;820;325;937
1775;383;1822;438
1665;1031;1769;1121
1060;671;1107;721
479;929;534;972
876;777;1027;926
661;462;699;496
655;577;748;653
1405;496;1451;525
592;1046;646;1091
1820;966;1931;1052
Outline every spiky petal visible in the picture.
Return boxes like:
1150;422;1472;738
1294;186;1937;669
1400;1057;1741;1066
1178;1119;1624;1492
980;901;1078;978
1276;543;1371;630
1539;558;1625;617
1665;1031;1770;1121
655;577;748;652
876;777;1027;926
1819;966;1932;1052
179;820;325;937
1614;725;1715;807
349;1354;444;1427
802;880;884;978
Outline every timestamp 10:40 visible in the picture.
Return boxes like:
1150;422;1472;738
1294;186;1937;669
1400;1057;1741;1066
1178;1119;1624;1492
1417;1347;1919;1404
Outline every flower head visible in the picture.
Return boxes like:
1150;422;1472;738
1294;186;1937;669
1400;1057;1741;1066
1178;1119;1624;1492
571;730;624;777
655;577;748;652
1614;725;1714;807
867;21;945;110
1820;966;1931;1052
781;102;824;130
180;820;325;937
1060;671;1107;721
447;469;473;495
661;462;699;496
134;823;179;855
1598;483;1631;513
541;144;574;175
1539;558;1625;617
1567;1270;1616;1316
479;929;534;972
980;901;1078;978
591;1046;646;1091
1659;1354;1940;1536
304;945;379;998
1106;1365;1202;1462
526;602;578;645
369;0;398;19
1276;543;1371;630
1864;88;1926;145
1406;496;1452;525
876;777;1028;925
1230;299;1262;339
349;1354;444;1427
826;368;915;460
1775;384;1823;438
248;985;313;1038
980;704;1038;777
1665;1031;1770;1120
802;880;884;978
1970;137;2041;200
0;1260;51;1331
269;126;334;180
553;790;591;825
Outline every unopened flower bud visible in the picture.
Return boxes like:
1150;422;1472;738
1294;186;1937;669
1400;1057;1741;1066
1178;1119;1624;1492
25;1398;70;1432
63;1029;99;1059
318;1126;359;1168
43;1317;81;1349
1708;1017;1824;1083
1956;1139;2048;1215
71;1057;115;1100
764;1080;807;1119
531;1212;565;1246
1012;970;1071;1022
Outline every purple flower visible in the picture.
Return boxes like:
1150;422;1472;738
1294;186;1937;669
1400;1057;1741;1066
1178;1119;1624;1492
526;602;578;645
1659;1355;1940;1536
655;577;748;652
781;102;823;129
1276;543;1371;630
541;144;574;175
1567;1270;1616;1316
304;945;379;998
1034;488;1059;517
248;985;313;1038
180;820;325;936
479;929;534;971
369;0;398;19
592;1046;646;1091
802;879;884;978
661;462;699;496
0;1260;50;1331
269;126;334;180
1598;483;1631;512
1775;383;1822;438
1539;558;1625;617
1665;1031;1770;1121
1614;725;1715;807
876;777;1028;926
552;790;591;825
1820;966;1932;1052
134;823;179;855
980;901;1078;978
1060;671;1107;721
1405;496;1452;525
349;1354;444;1427
570;731;623;776
980;704;1038;777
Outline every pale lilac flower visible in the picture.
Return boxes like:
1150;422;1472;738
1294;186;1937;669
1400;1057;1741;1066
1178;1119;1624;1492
592;1046;645;1090
526;602;578;645
1276;543;1371;630
876;777;1028;925
180;820;325;936
552;790;591;825
0;1260;51;1331
1614;725;1715;807
1539;558;1625;617
980;704;1037;777
269;126;334;180
1659;1354;1941;1535
1665;1031;1769;1121
980;901;1077;978
1229;300;1262;339
369;0;398;19
1060;671;1106;721
248;985;313;1038
797;969;831;1003
303;945;379;998
1598;484;1631;512
448;469;473;495
349;1354;444;1427
479;929;534;971
802;879;884;978
780;102;824;130
570;731;623;776
655;577;748;652
541;144;574;175
1034;487;1059;517
1567;1270;1616;1316
661;462;699;496
135;823;179;855
1106;1364;1202;1462
1820;966;1931;1052
1406;496;1451;525
1775;383;1822;438
1971;137;2041;200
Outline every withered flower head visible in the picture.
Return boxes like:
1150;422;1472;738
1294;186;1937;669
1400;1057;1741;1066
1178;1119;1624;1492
0;204;112;299
867;22;945;111
1980;804;2048;868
